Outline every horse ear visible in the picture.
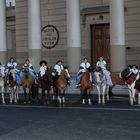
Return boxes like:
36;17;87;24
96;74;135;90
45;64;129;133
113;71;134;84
64;66;68;69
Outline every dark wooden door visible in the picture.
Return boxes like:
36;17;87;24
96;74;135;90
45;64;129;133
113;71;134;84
91;24;110;69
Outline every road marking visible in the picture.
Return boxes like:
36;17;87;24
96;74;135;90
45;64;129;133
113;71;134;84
0;104;140;111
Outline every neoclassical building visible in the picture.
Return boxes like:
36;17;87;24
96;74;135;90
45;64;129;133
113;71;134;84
1;0;140;74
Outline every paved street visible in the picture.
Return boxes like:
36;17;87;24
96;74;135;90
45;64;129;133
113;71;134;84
0;93;140;140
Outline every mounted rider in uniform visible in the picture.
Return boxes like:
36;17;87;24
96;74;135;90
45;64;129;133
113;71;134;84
96;56;113;86
76;57;92;87
5;57;18;80
52;60;64;84
38;60;48;78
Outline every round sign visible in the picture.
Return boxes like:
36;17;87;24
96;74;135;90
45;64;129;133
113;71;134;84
41;25;59;49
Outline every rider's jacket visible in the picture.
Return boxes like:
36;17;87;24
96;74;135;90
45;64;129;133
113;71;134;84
96;60;106;70
78;62;91;74
39;66;47;77
52;64;64;76
7;62;17;69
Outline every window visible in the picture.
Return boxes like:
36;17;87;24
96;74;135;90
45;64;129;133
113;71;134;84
6;0;16;7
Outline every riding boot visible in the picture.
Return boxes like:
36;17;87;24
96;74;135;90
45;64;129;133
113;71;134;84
67;78;70;86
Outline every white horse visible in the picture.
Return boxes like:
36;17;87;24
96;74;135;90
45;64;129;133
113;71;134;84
127;71;140;105
6;68;19;103
93;68;109;104
0;66;5;104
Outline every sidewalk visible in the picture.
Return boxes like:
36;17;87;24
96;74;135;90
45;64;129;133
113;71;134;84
66;76;129;95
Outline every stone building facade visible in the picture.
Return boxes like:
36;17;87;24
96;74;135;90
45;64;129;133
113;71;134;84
1;0;140;73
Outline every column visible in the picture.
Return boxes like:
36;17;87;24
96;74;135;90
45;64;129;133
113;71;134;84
66;0;81;74
110;0;126;72
28;0;41;71
0;0;7;64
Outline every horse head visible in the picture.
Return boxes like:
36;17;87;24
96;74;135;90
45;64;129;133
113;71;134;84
7;68;18;88
9;68;18;81
43;67;52;82
22;65;30;79
93;67;105;84
61;67;70;79
23;65;30;73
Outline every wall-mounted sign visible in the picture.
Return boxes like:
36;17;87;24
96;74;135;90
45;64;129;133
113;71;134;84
41;25;59;49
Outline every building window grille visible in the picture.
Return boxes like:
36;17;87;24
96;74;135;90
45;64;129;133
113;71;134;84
6;0;16;7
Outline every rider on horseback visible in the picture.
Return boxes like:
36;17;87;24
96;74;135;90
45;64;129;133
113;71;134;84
38;60;48;78
5;57;18;80
19;59;37;80
24;59;36;78
52;60;70;86
52;60;64;85
96;56;113;87
76;57;92;87
121;64;139;84
121;65;138;79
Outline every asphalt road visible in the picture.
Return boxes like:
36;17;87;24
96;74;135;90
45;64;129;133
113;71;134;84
0;94;140;140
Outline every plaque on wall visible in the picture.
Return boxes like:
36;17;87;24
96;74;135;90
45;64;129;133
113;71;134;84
41;25;59;49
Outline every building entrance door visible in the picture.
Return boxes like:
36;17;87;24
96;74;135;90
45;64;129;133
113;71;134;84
91;24;110;69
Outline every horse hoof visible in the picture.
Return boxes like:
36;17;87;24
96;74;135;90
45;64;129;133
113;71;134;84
43;102;47;105
82;99;85;104
28;101;31;104
88;99;92;105
24;101;27;104
102;102;105;105
52;96;55;101
47;101;50;105
98;101;101;104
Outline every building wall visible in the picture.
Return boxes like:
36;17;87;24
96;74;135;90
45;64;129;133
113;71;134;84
125;0;140;66
15;0;28;64
6;7;16;61
41;0;67;67
15;0;140;68
80;0;110;63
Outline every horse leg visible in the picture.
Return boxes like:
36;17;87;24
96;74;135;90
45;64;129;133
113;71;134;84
57;90;62;104
16;85;20;101
46;90;50;104
81;89;85;104
106;85;109;101
96;85;101;104
28;89;31;103
62;89;66;103
102;84;106;104
14;86;17;104
1;87;5;104
10;89;13;103
109;85;114;96
42;89;45;104
87;90;91;105
52;87;56;100
23;89;27;103
129;88;134;105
